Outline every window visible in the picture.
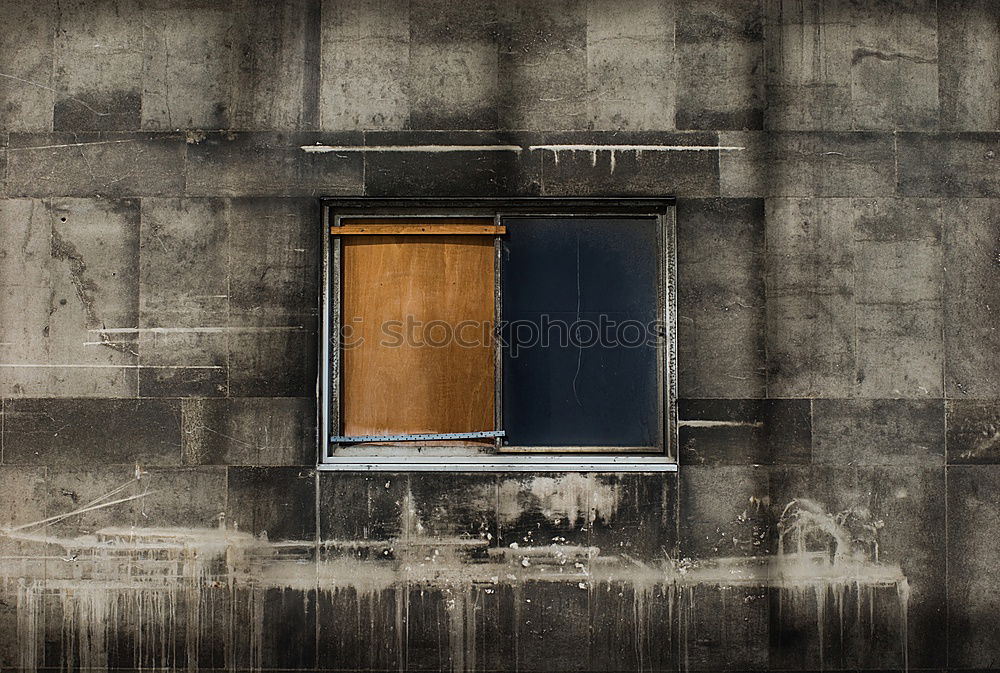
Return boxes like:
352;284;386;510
319;198;677;471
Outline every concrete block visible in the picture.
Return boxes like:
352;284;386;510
679;399;811;465
139;198;228;328
947;400;1000;464
318;472;406;543
185;132;364;197
228;198;320;326
677;198;766;398
764;2;853;131
897;132;1000;197
942;199;1000;397
141;5;233;130
849;0;939;130
0;198;140;398
182;397;315;466
947;465;1000;668
812;399;944;466
408;0;499;130
677;0;764;130
229;0;320;130
766;293;855;398
364;131;540;196
938;0;1000;131
766;198;856;397
227;327;316;397
498;0;588;131
320;0;409;130
721;131;896;197
226;466;316;541
586;0;676;130
5;132;186;198
52;0;142;131
856;303;943;398
3;398;181;466
679;464;772;558
0;1;55;131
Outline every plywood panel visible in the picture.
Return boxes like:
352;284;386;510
341;234;495;439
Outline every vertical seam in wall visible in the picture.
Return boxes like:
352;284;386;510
1;397;5;465
136;198;144;398
853;198;860;399
313;467;321;670
361;130;368;196
939;205;947;400
762;197;769;399
893;131;900;195
302;0;322;130
225;198;232;397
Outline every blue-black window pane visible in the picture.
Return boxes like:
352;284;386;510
500;217;659;447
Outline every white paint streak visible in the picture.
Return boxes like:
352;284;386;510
90;326;303;334
677;420;765;428
301;144;524;154
528;144;745;152
0;364;224;369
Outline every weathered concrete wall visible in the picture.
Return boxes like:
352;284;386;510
0;0;997;670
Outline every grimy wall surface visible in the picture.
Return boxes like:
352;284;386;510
0;0;998;671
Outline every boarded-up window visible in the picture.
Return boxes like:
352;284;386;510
340;223;497;439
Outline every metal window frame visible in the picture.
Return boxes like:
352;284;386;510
318;197;678;472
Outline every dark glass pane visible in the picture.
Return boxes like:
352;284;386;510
500;217;660;447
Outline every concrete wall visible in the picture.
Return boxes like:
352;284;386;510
0;0;998;670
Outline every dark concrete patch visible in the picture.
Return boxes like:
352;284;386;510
3;399;181;466
139;198;228;328
897;132;1000;197
228;198;320;326
948;465;1000;668
947;400;1000;464
676;0;764;131
318;472;406;544
679;399;811;465
721;131;896;197
227;327;317;397
226;466;316;541
363;130;541;197
812;399;945;466
182;397;315;466
937;0;1000;131
185;132;364;197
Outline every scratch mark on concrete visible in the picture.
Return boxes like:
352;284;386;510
6;139;140;152
0;73;111;116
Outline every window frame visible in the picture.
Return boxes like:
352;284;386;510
318;197;677;472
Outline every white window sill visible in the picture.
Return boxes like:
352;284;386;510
317;455;678;472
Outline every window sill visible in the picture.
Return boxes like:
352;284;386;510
317;455;678;472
